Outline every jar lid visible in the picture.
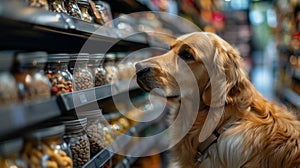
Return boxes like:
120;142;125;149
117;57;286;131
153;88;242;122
62;118;87;132
77;110;102;121
0;51;14;70
78;0;90;6
48;54;70;63
16;51;48;64
69;53;89;62
26;124;65;139
105;53;116;61
0;138;23;155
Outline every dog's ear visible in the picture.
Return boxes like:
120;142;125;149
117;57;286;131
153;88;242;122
201;36;244;107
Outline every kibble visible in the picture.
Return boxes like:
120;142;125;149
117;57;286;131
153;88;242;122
46;73;73;96
86;124;104;157
73;71;94;90
65;134;90;168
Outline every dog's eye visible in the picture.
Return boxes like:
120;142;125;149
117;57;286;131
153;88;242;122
178;50;194;61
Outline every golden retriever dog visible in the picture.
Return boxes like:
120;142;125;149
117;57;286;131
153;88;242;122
135;32;300;168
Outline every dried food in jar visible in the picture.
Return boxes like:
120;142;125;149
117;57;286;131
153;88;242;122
104;54;118;84
0;138;27;168
63;118;90;168
26;0;49;10
78;110;104;157
70;54;94;90
88;54;107;87
64;0;82;19
78;0;93;22
48;0;68;13
46;54;73;96
0;52;18;105
12;52;51;102
22;124;72;168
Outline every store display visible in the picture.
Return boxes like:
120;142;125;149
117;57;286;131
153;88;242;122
64;0;82;19
88;53;108;87
46;54;74;96
0;54;18;105
22;124;72;168
104;54;118;84
70;54;94;91
12;52;51;102
62;118;90;168
89;0;105;25
78;0;93;22
116;53;136;81
26;0;49;10
0;138;27;168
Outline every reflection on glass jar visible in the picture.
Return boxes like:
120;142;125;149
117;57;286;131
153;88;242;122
104;54;118;84
64;0;82;19
26;0;49;10
0;138;27;168
46;54;74;96
62;118;90;168
48;0;68;13
23;124;72;168
78;110;104;157
70;54;94;90
0;52;18;105
78;0;93;22
12;52;51;102
88;54;107;87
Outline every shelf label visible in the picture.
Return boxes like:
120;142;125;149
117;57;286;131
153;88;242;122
78;92;88;104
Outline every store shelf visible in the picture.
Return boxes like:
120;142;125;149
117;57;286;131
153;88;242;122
0;98;61;140
280;87;300;109
58;79;140;112
0;2;150;53
83;102;168;168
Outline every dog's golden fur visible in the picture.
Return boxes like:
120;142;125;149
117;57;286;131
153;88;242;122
135;32;300;168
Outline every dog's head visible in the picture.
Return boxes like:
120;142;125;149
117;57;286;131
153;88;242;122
136;32;248;107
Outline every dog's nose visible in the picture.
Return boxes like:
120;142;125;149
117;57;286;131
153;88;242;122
135;62;151;76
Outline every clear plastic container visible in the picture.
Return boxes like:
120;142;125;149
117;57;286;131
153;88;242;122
23;124;72;168
46;54;74;96
0;138;27;168
48;0;68;13
70;54;94;90
12;52;51;102
94;0;114;27
78;110;104;157
104;54;118;84
26;0;49;10
0;53;18;105
63;118;90;168
64;0;82;19
88;54;107;87
78;0;93;22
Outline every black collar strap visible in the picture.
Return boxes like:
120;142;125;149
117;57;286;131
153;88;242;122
196;130;220;162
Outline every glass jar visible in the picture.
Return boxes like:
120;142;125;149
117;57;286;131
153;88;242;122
64;0;82;19
12;52;51;102
48;0;68;13
104;54;118;84
46;54;74;96
23;124;72;168
78;110;104;157
70;54;94;91
0;138;27;168
0;53;18;106
94;0;113;27
78;0;93;22
63;118;90;168
26;0;49;10
88;54;107;87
